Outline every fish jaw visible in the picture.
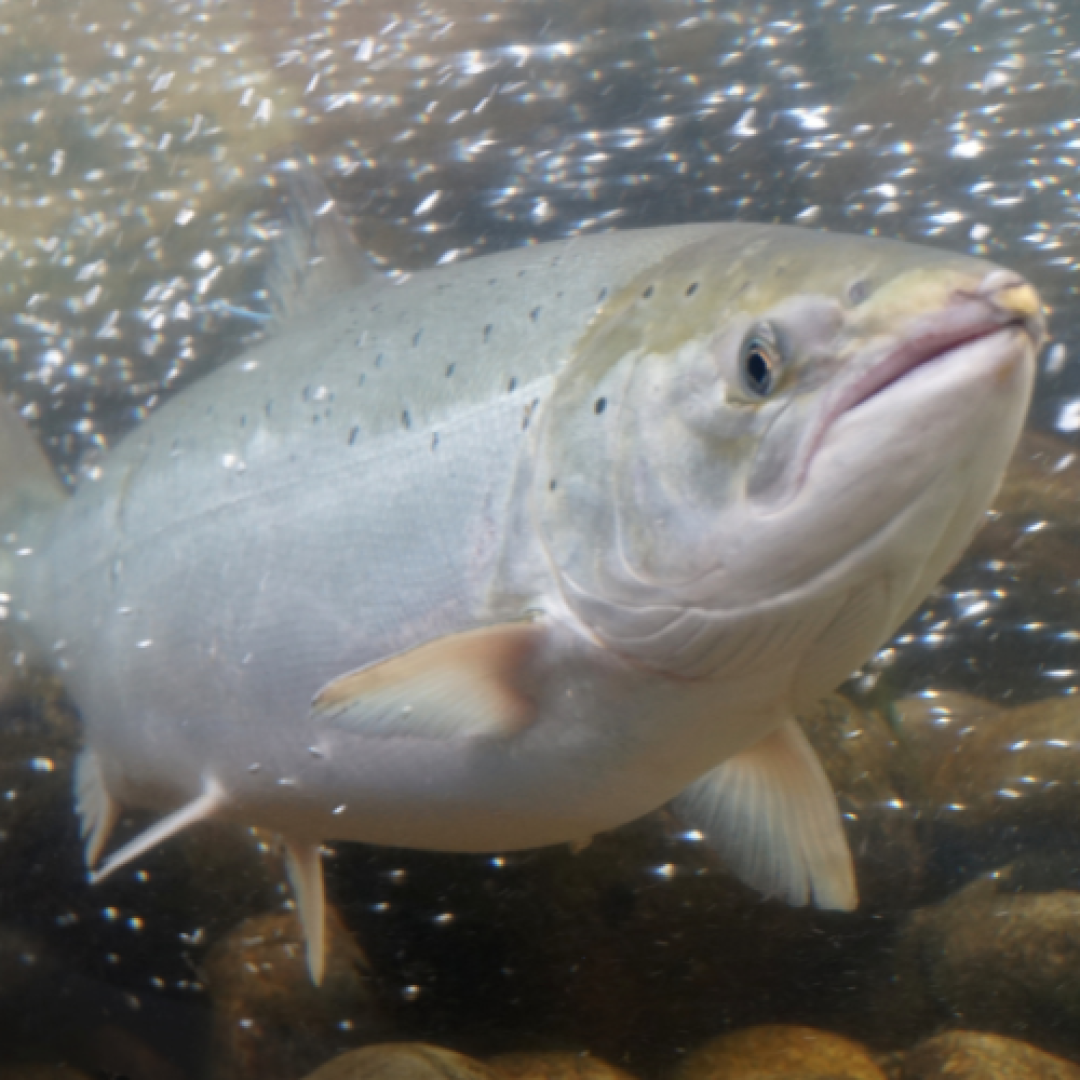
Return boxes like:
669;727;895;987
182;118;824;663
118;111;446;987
807;269;1043;482
803;266;1041;509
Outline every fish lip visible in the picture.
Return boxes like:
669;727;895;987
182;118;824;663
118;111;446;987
828;321;1017;423
749;270;1044;511
806;274;1043;469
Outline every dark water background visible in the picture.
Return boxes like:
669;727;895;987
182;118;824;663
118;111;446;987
2;1;1080;1077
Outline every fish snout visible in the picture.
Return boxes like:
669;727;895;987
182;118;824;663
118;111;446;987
959;268;1047;348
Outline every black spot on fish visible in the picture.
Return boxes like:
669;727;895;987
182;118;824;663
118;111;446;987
597;287;608;302
549;478;558;492
483;324;493;343
642;284;655;299
530;306;541;322
594;397;607;415
446;363;456;377
375;353;385;368
348;425;360;445
413;330;423;347
508;377;518;392
402;410;412;430
686;282;699;297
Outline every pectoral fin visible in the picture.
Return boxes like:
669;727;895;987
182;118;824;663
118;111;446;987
674;720;857;911
310;620;546;740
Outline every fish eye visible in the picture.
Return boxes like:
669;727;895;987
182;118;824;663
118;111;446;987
739;325;781;399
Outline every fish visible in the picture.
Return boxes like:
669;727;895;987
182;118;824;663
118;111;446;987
0;167;1044;984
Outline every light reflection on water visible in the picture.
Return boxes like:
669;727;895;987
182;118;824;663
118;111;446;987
1;0;1080;1077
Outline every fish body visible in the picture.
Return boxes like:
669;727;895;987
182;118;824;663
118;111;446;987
3;182;1044;982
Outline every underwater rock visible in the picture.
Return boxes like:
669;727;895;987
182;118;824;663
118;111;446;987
798;696;924;910
300;1043;499;1080
490;1052;638;1080
672;1024;887;1080
972;430;1080;586
204;909;388;1080
893;692;1080;885
895;864;1080;1058
900;1031;1080;1080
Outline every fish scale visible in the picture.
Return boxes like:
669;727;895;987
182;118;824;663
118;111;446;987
0;170;1044;984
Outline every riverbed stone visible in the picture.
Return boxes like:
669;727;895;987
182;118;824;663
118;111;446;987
896;864;1080;1058
491;1052;638;1080
301;1043;499;1080
892;691;1080;886
204;909;388;1080
901;1031;1080;1080
673;1025;887;1080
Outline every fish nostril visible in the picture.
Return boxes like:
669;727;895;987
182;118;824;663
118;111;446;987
977;269;1027;298
847;279;872;306
953;270;1046;345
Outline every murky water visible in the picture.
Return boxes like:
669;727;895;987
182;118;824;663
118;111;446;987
2;1;1080;1078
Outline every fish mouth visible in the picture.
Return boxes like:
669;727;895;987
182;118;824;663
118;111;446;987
824;270;1044;426
750;268;1044;510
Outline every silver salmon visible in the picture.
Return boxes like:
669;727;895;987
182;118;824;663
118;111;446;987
0;172;1044;982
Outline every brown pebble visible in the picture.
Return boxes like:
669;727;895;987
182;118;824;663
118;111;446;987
301;1043;499;1080
901;1031;1080;1079
491;1051;638;1080
673;1025;887;1080
897;869;1080;1055
205;909;389;1080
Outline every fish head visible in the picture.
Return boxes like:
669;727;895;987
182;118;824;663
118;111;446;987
536;226;1043;687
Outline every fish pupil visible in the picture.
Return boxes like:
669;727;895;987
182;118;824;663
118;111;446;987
744;347;773;396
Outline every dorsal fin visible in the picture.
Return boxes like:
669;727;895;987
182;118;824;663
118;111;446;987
265;158;382;328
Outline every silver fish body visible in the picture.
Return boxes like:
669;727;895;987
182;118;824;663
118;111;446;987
5;200;1044;982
